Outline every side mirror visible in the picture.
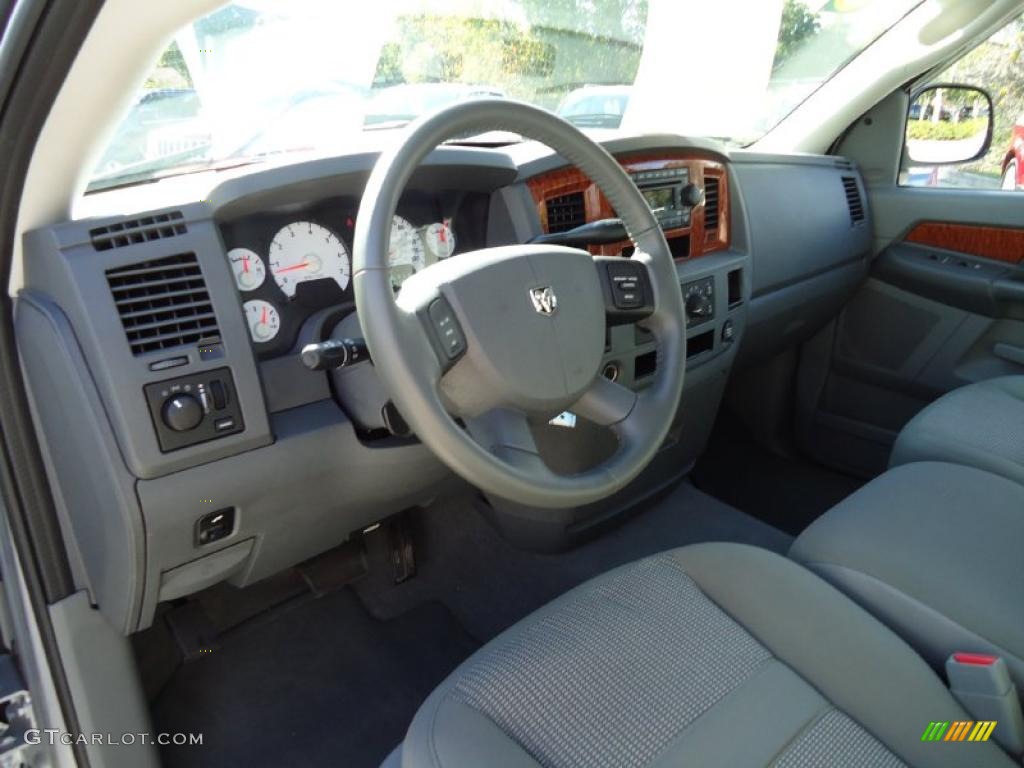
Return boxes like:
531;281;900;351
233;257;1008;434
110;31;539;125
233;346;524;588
905;84;993;166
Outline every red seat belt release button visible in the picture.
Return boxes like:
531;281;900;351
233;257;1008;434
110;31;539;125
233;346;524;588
953;652;998;666
945;652;1023;757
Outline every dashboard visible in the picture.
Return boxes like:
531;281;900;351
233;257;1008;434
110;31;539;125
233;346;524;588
526;153;730;260
17;135;872;635
218;190;488;359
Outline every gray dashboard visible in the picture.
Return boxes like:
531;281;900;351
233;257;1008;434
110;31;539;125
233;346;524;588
16;136;871;633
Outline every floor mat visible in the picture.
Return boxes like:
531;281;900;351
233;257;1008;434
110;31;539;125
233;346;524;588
153;591;476;768
691;411;864;536
355;479;791;642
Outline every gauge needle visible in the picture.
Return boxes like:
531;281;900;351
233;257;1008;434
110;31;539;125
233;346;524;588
260;306;267;325
243;256;250;274
276;262;309;274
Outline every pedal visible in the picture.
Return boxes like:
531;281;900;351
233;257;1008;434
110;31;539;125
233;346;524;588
387;511;417;584
164;601;220;662
296;538;368;597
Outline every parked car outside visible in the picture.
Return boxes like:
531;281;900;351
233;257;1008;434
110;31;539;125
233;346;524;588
1000;113;1024;189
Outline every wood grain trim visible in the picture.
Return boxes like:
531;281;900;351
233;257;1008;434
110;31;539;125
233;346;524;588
526;153;729;260
905;222;1024;264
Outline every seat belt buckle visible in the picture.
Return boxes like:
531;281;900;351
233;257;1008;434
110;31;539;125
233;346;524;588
944;652;1024;757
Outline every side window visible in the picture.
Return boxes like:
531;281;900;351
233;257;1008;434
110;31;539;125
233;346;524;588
901;14;1023;190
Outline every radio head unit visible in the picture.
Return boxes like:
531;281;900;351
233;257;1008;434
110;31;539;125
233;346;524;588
629;167;692;230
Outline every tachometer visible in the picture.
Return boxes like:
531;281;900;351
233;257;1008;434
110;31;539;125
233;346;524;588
269;221;350;297
424;221;456;260
243;299;280;343
389;215;427;272
228;247;266;291
388;215;427;289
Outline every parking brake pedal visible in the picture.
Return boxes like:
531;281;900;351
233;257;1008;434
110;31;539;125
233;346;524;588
387;512;417;584
165;601;220;662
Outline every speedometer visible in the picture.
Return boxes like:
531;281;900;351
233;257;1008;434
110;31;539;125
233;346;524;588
269;221;350;298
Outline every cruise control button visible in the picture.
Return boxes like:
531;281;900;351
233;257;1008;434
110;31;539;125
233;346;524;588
607;263;646;309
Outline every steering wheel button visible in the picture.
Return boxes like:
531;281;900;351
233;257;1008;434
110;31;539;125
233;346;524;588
428;298;466;360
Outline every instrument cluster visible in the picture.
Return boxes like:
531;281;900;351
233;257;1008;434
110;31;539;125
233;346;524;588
219;192;478;359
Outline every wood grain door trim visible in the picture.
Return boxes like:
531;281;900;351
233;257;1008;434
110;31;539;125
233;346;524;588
904;221;1024;264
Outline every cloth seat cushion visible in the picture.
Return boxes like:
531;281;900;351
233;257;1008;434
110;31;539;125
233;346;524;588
791;461;1024;697
400;542;1013;767
890;375;1024;486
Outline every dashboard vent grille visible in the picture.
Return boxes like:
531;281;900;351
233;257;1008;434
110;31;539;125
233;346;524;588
106;253;219;356
841;176;865;224
90;211;187;251
545;192;585;233
703;177;720;231
834;159;854;171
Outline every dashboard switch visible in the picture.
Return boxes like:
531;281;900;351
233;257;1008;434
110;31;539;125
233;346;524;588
145;368;244;452
162;394;204;432
209;379;228;410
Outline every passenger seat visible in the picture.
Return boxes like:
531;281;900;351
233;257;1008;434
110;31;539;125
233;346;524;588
790;462;1024;699
890;375;1024;486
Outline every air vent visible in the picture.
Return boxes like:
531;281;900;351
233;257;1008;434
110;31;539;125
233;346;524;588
545;192;585;233
841;176;865;225
703;177;720;231
834;159;854;171
106;253;219;356
91;211;187;251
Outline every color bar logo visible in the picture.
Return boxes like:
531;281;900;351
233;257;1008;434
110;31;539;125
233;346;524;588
921;721;997;742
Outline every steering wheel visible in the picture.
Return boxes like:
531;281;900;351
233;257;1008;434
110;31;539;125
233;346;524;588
353;100;686;509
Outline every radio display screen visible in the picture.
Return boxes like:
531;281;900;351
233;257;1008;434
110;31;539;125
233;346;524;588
642;186;674;211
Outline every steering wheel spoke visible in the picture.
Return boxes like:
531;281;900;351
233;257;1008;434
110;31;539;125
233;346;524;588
572;374;638;427
395;279;468;375
464;408;551;477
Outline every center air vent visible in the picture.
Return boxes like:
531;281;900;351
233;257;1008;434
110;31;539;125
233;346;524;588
703;177;720;231
91;211;187;251
841;176;865;225
545;192;585;233
106;253;219;356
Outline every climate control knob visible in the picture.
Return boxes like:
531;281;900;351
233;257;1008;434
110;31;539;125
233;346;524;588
685;292;713;319
162;394;203;432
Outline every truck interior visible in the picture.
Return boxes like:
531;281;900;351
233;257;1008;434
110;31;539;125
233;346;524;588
0;0;1021;766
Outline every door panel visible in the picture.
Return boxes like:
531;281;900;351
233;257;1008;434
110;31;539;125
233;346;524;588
797;194;1024;477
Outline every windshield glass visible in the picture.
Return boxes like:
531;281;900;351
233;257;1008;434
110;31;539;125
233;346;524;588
89;0;922;191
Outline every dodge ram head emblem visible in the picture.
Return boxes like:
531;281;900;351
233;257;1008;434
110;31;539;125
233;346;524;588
529;286;558;316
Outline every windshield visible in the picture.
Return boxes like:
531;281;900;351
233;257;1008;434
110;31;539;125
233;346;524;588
89;0;922;191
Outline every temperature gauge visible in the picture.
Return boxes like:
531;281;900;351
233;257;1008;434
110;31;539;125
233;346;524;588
243;299;280;343
228;248;266;291
424;221;456;260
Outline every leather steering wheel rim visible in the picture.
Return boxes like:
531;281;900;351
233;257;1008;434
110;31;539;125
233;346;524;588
353;99;686;509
